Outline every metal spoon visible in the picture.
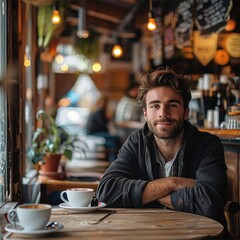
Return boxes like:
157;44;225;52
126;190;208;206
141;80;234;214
45;221;60;230
87;210;116;225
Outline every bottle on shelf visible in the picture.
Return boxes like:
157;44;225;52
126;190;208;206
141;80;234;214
218;75;229;110
214;92;226;128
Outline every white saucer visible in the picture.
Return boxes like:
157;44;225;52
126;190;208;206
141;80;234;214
5;223;63;237
59;202;106;212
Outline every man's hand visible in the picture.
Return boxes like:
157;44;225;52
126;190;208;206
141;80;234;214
142;177;195;205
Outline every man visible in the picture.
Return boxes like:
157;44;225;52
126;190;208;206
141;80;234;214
115;74;143;122
96;68;229;236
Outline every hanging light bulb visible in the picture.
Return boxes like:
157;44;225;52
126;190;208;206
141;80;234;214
147;0;156;31
77;7;89;38
51;1;61;25
147;17;157;31
112;44;123;58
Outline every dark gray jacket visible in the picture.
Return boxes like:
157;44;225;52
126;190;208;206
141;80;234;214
96;121;228;228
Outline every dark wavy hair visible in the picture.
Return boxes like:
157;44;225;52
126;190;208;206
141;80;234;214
137;68;192;110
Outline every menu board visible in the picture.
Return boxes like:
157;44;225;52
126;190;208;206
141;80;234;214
175;0;194;49
163;11;175;59
195;0;232;35
151;25;163;67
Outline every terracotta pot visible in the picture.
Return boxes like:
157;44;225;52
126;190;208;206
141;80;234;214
41;154;62;172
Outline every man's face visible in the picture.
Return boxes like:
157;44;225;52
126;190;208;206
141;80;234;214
143;86;189;139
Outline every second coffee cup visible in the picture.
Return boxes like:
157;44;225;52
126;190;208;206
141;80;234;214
7;203;52;231
60;188;94;207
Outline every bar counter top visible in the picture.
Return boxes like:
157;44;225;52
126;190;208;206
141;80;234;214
115;121;240;141
199;128;240;141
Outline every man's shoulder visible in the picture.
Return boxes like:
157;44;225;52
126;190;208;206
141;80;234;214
192;127;221;147
196;127;221;141
186;123;222;147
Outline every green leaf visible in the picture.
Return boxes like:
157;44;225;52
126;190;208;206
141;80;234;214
63;149;72;160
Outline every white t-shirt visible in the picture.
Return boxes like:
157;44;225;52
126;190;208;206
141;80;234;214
165;159;175;177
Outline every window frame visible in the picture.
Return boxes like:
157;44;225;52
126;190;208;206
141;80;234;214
0;0;26;205
0;0;8;205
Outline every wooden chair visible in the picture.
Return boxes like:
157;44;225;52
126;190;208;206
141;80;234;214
224;201;240;238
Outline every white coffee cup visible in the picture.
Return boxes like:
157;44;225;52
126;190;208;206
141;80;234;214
60;188;94;207
7;204;52;231
203;74;214;90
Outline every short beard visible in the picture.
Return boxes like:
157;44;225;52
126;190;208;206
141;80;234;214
148;118;184;140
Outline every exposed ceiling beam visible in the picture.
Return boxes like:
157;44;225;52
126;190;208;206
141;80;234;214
65;0;148;39
111;0;145;38
87;10;121;24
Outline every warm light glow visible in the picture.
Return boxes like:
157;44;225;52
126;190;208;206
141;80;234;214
77;30;89;39
147;18;156;31
24;58;31;67
58;97;71;107
51;10;61;25
92;62;102;72
55;54;64;64
24;59;31;67
61;64;69;72
112;45;123;58
225;19;236;31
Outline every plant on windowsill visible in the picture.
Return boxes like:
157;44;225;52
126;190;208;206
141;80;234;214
27;109;88;174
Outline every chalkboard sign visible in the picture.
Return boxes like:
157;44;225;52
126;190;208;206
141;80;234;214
195;0;232;35
163;11;175;59
175;0;194;49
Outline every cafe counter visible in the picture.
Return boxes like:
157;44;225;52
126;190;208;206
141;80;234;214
199;128;240;238
199;128;240;140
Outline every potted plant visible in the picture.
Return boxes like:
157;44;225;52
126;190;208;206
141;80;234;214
27;109;87;173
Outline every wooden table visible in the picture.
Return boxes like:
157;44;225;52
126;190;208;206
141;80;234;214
65;159;111;173
4;208;224;240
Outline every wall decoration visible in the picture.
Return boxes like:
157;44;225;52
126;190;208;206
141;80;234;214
181;46;194;59
175;0;194;49
225;33;240;58
214;49;230;65
163;11;176;59
193;31;218;66
195;0;232;35
151;21;163;67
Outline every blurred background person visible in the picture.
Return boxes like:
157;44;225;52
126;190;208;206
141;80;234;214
86;94;121;161
86;94;109;135
115;74;143;122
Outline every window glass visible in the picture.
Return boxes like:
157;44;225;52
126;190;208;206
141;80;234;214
0;0;7;203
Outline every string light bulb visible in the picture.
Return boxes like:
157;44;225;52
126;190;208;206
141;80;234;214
24;55;31;67
24;46;31;67
147;0;156;31
55;54;64;64
51;2;61;25
112;44;123;58
92;61;102;72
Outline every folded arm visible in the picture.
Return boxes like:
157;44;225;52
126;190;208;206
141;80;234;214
142;177;196;208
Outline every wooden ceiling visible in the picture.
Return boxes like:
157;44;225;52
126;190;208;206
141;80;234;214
62;0;149;39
